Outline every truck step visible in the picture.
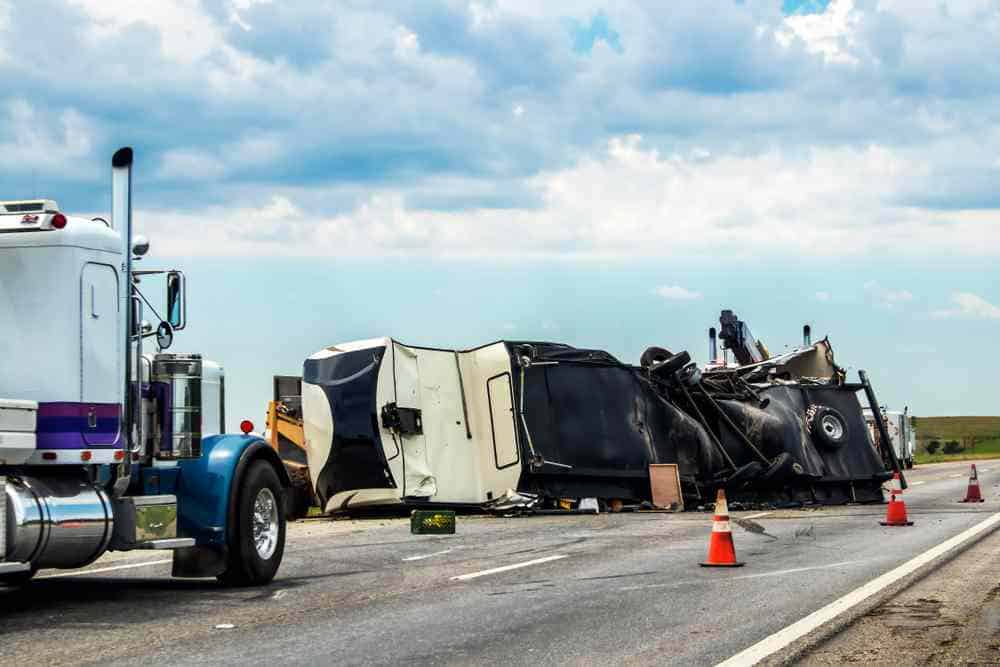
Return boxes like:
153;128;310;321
0;561;32;575
132;538;196;550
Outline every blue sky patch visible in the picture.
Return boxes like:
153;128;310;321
568;11;623;54
782;0;832;15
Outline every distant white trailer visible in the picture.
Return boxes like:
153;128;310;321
864;408;915;469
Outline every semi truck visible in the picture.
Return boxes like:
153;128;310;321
0;147;289;586
864;407;915;469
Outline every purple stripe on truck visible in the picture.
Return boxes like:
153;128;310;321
35;402;122;449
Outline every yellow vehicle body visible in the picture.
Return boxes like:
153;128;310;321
265;376;316;518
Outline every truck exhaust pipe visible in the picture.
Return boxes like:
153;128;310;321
709;327;718;363
803;324;811;347
112;148;135;491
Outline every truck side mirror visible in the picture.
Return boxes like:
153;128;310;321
166;271;186;331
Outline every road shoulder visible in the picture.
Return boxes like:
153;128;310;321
799;528;1000;665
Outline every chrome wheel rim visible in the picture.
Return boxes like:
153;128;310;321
821;414;844;441
252;487;279;560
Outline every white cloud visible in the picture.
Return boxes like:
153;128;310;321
814;291;831;302
67;0;224;64
136;135;1000;259
778;0;861;64
0;101;97;180
157;149;227;181
931;292;1000;320
865;281;914;310
653;285;703;301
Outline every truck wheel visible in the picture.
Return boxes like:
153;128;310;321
808;406;849;449
218;460;286;587
0;566;37;587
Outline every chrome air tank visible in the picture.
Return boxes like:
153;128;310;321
4;475;113;568
152;353;202;459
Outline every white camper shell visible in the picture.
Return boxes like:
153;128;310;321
303;338;524;512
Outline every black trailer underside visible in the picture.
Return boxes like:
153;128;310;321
508;341;894;507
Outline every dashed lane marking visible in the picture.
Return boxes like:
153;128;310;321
743;512;773;520
451;555;568;582
716;510;1000;667
403;548;456;562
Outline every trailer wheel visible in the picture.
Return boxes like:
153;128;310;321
809;406;849;449
218;460;286;587
0;566;36;588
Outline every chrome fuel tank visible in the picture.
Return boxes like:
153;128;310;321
4;475;113;569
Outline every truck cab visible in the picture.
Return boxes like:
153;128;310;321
0;150;289;586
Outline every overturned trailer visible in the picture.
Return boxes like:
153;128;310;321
301;324;898;513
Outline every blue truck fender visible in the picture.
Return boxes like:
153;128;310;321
169;434;290;577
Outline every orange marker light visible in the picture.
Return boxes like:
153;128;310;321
81;451;92;461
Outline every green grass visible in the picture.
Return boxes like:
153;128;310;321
915;436;1000;464
912;416;1000;464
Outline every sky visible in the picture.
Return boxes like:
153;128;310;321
2;0;999;423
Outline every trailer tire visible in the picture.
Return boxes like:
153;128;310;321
808;406;849;449
640;346;673;369
0;566;36;587
760;452;797;483
218;460;286;587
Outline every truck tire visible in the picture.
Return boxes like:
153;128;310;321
218;460;286;587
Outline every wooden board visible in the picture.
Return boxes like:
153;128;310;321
649;464;684;511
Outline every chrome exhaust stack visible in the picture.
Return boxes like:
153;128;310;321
112;147;135;494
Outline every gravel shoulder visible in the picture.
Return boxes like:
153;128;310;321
800;527;1000;665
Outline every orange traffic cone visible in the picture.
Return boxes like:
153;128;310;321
960;464;985;503
887;471;903;495
880;493;913;526
700;489;744;567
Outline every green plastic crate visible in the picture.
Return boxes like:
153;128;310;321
410;509;456;535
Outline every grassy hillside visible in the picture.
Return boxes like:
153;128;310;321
912;416;1000;463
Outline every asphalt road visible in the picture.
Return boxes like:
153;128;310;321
1;459;996;666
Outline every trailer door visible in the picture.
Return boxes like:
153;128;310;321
487;373;519;469
393;343;435;497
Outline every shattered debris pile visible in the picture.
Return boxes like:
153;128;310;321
300;312;898;514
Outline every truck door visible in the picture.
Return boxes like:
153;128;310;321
392;343;435;497
80;263;120;446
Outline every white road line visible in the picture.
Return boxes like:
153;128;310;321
910;481;926;486
37;559;172;579
949;474;963;478
743;512;773;520
402;548;455;562
716;510;1000;667
451;554;568;581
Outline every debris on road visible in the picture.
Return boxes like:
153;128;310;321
298;310;900;516
732;517;779;541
